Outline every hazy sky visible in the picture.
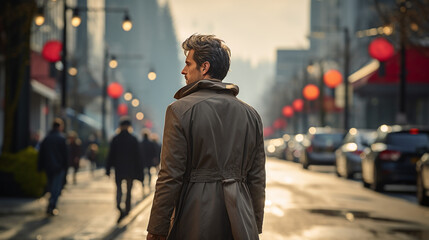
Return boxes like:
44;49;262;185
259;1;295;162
158;0;310;65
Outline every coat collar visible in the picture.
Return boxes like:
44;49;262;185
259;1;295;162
174;79;239;99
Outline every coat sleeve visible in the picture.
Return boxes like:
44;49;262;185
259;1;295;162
247;114;266;234
147;105;188;236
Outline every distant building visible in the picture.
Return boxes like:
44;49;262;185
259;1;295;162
105;0;181;137
270;0;429;135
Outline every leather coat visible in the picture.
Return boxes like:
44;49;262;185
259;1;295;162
147;79;266;240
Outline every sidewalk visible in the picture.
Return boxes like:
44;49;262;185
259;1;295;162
0;160;155;240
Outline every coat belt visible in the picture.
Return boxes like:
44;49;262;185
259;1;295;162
185;169;247;183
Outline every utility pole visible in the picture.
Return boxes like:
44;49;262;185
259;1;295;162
61;1;68;118
101;47;109;142
318;61;325;127
397;0;408;124
344;27;350;131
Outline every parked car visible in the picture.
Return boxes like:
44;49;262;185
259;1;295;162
335;128;376;179
285;134;305;162
265;138;287;159
361;125;429;192
417;152;429;206
300;127;344;169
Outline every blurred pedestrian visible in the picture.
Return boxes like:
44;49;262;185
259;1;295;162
67;131;82;184
150;133;161;173
106;117;143;223
37;118;68;216
86;143;99;176
147;34;266;240
30;130;41;150
140;129;156;191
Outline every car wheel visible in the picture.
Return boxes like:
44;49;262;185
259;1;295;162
362;179;370;188
335;167;341;177
302;153;309;169
303;161;309;169
417;173;429;206
345;160;353;179
371;166;384;192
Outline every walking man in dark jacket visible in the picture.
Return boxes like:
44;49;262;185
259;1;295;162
38;118;68;216
147;34;266;240
140;129;157;192
106;117;143;222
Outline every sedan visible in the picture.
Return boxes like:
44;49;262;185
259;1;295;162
300;127;344;169
335;128;376;179
361;125;429;192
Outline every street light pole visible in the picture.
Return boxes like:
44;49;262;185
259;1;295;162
397;1;408;124
102;47;109;142
318;61;325;127
344;27;350;131
61;1;67;117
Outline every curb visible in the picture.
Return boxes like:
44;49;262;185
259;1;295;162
101;192;154;240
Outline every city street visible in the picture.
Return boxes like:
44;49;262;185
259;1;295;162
0;159;154;240
115;157;429;240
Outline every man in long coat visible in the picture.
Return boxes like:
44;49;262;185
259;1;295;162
38;118;68;216
147;34;266;240
106;117;143;222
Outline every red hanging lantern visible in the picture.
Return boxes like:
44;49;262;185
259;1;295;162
42;40;63;62
303;84;319;101
323;69;343;88
145;120;153;129
263;127;274;138
292;99;304;112
368;37;394;62
282;106;294;118
117;103;128;116
273;118;287;129
107;82;124;99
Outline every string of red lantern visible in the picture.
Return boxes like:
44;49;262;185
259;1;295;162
323;69;343;88
282;106;294;118
292;99;304;112
117;103;128;116
107;82;124;99
303;84;319;101
368;37;394;62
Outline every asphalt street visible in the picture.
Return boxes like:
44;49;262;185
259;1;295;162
115;157;429;240
1;158;429;240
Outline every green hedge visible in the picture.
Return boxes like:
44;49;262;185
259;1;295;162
0;147;46;197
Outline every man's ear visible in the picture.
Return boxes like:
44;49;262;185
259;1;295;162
202;61;210;75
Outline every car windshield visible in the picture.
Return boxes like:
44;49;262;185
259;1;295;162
386;133;429;148
313;133;343;146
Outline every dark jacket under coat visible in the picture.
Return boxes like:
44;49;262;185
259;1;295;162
106;130;143;181
147;79;266;240
38;130;68;175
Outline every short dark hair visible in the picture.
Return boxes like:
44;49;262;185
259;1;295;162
182;34;231;80
119;116;131;127
52;118;64;130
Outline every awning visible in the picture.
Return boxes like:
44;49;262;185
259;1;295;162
31;79;58;100
349;47;429;90
66;108;101;130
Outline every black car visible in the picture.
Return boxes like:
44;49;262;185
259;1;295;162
417;152;429;206
361;125;429;192
300;127;344;169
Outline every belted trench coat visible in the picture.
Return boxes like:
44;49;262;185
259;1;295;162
147;79;266;240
